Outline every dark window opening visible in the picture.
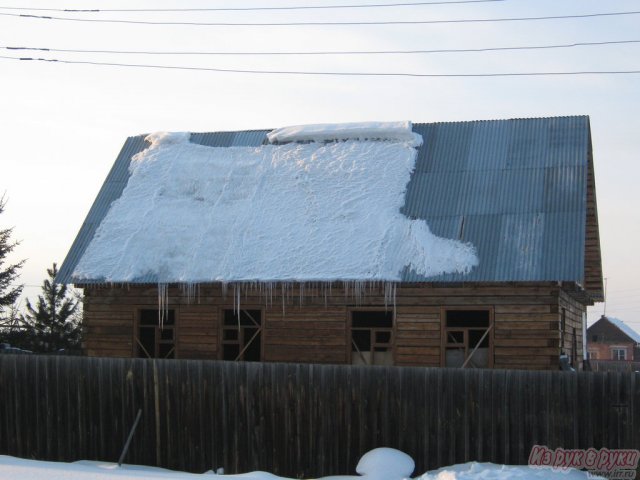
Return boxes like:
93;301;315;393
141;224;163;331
443;309;492;368
137;309;176;359
221;309;262;362
351;311;393;366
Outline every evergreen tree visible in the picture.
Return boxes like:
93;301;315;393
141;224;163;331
21;263;82;353
0;195;24;321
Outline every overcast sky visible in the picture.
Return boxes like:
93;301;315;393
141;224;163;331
1;0;639;328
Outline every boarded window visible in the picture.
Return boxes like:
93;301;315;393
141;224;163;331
136;309;176;359
221;309;262;361
443;309;492;368
351;311;393;366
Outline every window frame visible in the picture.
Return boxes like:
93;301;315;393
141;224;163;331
133;307;178;359
611;346;627;361
348;307;395;366
440;307;494;368
219;307;264;362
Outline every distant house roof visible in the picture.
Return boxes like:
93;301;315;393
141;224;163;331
603;317;640;344
57;116;603;301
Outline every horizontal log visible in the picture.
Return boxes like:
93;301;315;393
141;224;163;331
495;330;559;339
493;338;557;347
494;347;560;356
265;320;345;330
395;338;441;347
395;354;440;366
265;336;346;347
396;346;440;356
395;322;441;331
395;330;440;340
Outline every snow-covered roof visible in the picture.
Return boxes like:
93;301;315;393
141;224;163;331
71;123;476;283
58;117;600;290
606;317;640;344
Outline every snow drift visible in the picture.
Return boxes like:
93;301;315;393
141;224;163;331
0;448;605;480
73;124;477;284
267;121;422;145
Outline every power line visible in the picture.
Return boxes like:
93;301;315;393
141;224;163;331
0;0;507;13
2;54;640;77
2;10;640;27
4;39;640;57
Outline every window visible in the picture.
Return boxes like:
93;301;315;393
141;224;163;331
351;311;393;366
611;347;627;361
221;309;262;361
587;350;598;360
442;309;493;368
136;309;176;358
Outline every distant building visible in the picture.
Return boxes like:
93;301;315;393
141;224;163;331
587;316;640;361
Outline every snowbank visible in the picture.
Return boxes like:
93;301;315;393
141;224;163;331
266;121;422;146
74;128;477;283
0;448;605;480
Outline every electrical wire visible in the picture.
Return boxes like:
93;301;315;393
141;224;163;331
2;54;640;77
4;39;640;56
0;0;507;13
1;10;640;27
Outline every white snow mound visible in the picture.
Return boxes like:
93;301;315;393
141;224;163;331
356;448;415;478
267;121;422;146
73;129;477;283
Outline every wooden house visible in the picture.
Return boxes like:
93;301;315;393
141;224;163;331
57;117;603;370
587;316;640;362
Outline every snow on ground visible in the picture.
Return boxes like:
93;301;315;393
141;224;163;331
74;125;477;283
0;448;604;480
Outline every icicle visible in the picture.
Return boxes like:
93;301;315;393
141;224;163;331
299;282;304;307
157;283;168;329
281;282;286;316
234;283;241;317
381;281;398;311
180;282;198;304
269;282;273;308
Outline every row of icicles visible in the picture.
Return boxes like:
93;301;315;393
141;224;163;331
155;280;398;327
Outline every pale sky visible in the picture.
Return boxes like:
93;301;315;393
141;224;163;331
1;0;639;329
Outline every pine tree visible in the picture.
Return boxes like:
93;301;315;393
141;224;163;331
0;195;24;324
21;263;82;353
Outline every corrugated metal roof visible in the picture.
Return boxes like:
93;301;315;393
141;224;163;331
57;116;592;286
606;317;640;344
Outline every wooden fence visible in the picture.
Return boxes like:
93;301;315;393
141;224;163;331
590;359;640;373
0;354;638;477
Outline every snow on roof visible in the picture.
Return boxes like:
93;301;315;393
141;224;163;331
73;124;477;283
606;317;640;344
266;121;422;145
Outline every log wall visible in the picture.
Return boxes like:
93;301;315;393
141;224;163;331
81;283;588;370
